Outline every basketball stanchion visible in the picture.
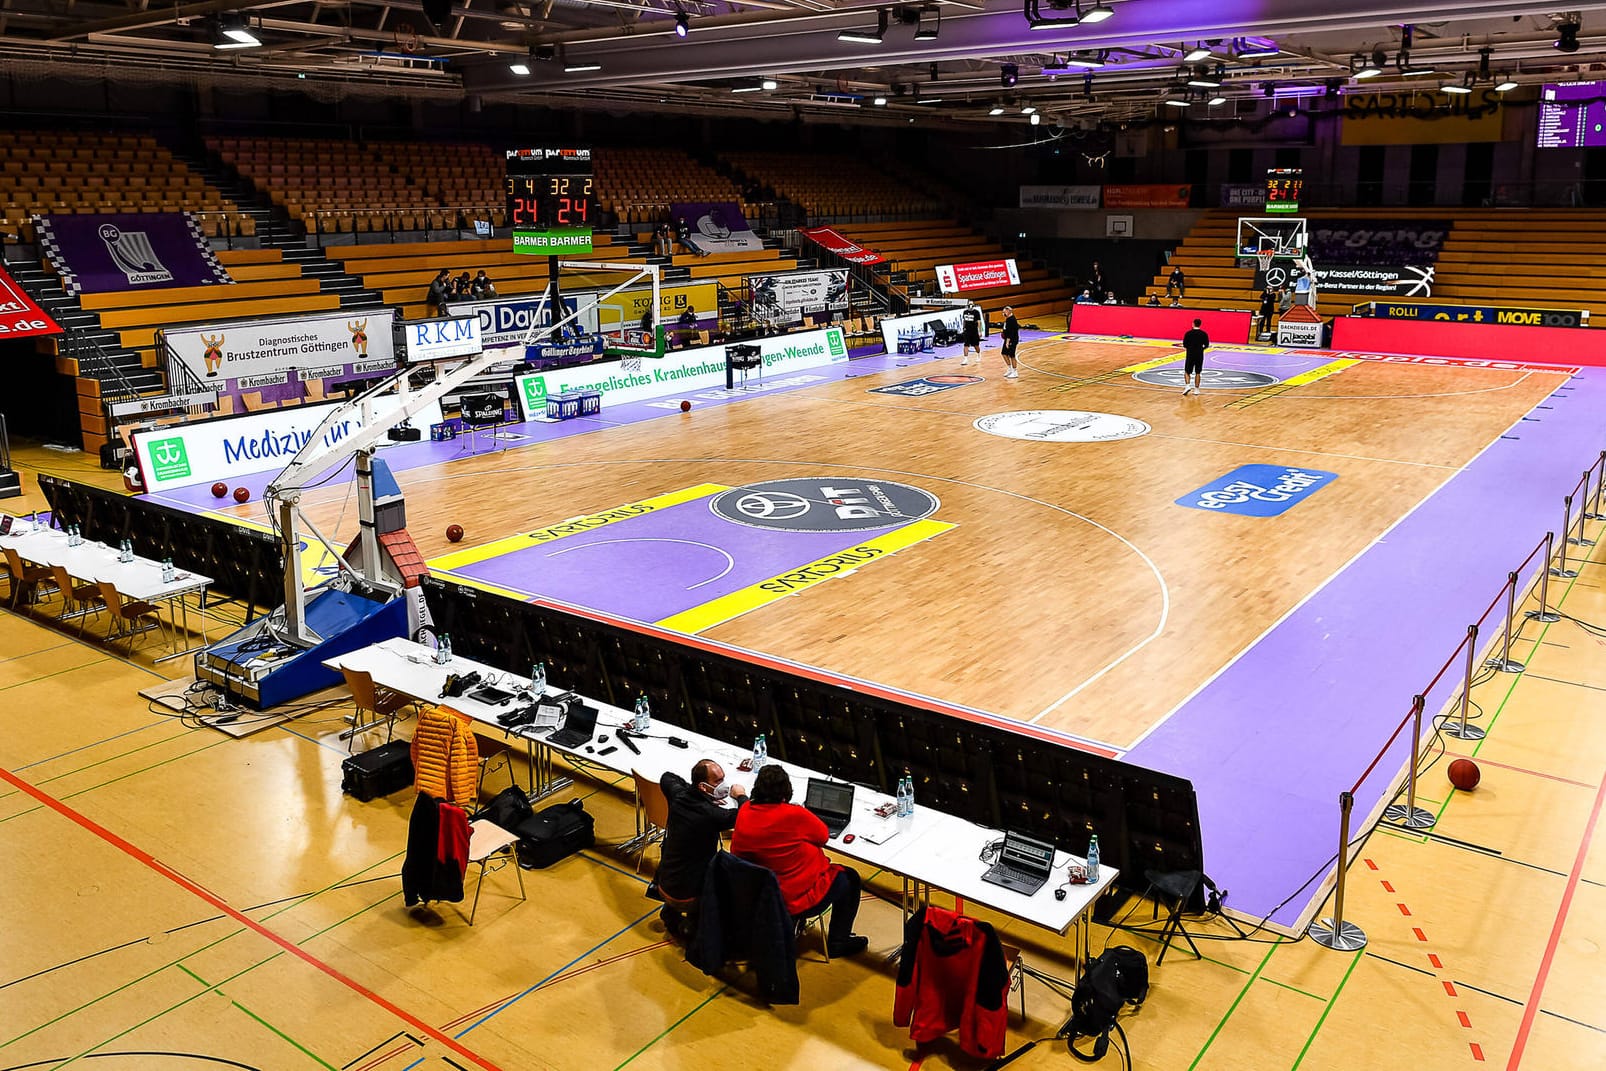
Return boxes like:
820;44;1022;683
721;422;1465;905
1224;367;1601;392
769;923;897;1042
1383;695;1435;829
1527;532;1562;623
1488;572;1526;673
1309;791;1368;952
1443;624;1485;741
1554;498;1580;577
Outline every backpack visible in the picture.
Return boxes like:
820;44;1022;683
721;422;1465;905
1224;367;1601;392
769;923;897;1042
1066;946;1148;1064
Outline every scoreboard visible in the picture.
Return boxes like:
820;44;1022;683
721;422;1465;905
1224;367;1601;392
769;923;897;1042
506;147;595;256
1264;168;1303;215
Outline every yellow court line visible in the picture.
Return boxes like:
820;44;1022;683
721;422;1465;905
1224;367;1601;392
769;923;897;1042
656;519;958;635
1224;358;1363;411
427;483;731;571
1119;352;1189;373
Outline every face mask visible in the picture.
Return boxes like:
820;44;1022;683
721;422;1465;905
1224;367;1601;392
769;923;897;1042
706;780;731;801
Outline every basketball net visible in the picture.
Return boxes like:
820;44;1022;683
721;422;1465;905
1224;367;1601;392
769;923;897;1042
1256;251;1274;273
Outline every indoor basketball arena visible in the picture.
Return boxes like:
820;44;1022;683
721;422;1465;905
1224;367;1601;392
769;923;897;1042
1;4;1604;1070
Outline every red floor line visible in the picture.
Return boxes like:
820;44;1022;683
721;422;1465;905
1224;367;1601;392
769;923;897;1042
1364;858;1379;871
1413;927;1429;942
1506;771;1606;1070
1453;755;1597;790
1429;954;1444;969
1397;903;1412;916
1458;1011;1473;1028
1444;981;1458;998
1472;1043;1486;1062
0;763;506;1071
1381;880;1395;893
354;1041;419;1071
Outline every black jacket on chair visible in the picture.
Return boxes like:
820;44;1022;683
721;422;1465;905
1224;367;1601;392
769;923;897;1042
403;792;467;906
686;851;798;1005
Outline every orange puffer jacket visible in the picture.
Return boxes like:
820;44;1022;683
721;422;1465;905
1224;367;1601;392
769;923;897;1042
411;704;480;806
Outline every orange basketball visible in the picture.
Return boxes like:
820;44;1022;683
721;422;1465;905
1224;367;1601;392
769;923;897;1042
211;482;228;498
446;524;465;543
232;487;250;503
680;399;692;412
1447;758;1480;791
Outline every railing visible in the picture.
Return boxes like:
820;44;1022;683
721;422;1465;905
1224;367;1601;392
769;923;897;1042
61;330;140;407
156;335;222;416
1311;445;1606;952
0;412;11;473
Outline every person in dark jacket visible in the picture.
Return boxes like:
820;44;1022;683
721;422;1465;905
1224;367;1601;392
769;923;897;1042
1167;264;1186;298
426;268;451;315
656;760;747;937
999;305;1020;380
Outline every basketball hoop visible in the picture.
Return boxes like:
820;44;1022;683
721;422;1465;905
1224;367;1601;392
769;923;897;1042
1256;251;1275;274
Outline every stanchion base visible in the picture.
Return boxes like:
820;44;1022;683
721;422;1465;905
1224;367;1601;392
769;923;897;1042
1309;918;1368;951
1525;610;1561;623
1486;657;1526;673
1384;803;1437;829
1567;536;1596;547
1550;567;1579;579
1443;723;1487;741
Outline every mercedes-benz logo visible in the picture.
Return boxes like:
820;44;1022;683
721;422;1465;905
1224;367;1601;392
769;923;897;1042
731;490;812;521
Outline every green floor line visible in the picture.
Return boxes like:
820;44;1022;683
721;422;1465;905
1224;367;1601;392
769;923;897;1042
1289;949;1364;1070
0;926;243;1050
0;657;114;692
260;849;407;923
55;736;235;803
174;963;212;987
1186;942;1278;1070
0;638;80;665
232;999;341;1070
297;889;399;945
33;725;199;787
612;985;729;1071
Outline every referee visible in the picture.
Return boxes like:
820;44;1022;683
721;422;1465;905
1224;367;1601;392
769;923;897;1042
1181;318;1210;395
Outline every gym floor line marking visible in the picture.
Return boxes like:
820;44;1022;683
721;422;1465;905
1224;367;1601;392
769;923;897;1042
1224;358;1363;410
1370;857;1486;1061
0;763;508;1071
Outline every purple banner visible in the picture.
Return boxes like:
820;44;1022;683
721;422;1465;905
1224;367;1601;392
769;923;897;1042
1308;218;1450;268
670;202;765;253
35;212;231;296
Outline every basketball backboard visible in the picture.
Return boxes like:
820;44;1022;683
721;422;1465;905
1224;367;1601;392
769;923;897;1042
1236;217;1309;259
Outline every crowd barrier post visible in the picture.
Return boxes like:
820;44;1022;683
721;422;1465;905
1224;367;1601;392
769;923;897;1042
1527;532;1562;623
1572;472;1597;547
1489;572;1526;673
1588;450;1606;521
1383;695;1436;829
1553;500;1579;578
1444;624;1486;741
1309;791;1368;951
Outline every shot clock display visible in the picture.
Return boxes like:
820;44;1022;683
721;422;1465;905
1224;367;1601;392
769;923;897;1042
506;147;595;256
1264;168;1303;215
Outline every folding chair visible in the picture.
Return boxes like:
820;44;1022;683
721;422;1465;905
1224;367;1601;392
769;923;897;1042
97;581;167;653
1143;868;1204;966
339;666;413;750
463;819;526;925
627;769;669;871
48;564;103;633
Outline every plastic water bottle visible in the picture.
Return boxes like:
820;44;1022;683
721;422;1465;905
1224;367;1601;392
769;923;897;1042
161;557;175;583
896;775;910;818
634;694;651;733
752;733;767;770
905;773;916;817
530;661;547;696
119;539;134;563
436;633;452;665
1086;834;1101;883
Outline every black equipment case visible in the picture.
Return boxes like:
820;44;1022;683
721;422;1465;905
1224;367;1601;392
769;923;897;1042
341;741;414;801
515;798;595;868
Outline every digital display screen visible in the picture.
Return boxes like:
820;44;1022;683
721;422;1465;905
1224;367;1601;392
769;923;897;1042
506;147;595;255
1265;168;1303;215
1537;82;1606;148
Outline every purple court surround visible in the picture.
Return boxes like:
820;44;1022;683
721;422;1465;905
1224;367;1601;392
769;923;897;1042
1129;366;1606;928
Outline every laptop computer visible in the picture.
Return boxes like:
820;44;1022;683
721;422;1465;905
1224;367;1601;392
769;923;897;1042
547;701;599;749
804;778;855;839
981;831;1057;895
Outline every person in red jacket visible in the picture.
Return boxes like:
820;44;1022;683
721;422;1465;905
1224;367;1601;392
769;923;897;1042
731;764;869;957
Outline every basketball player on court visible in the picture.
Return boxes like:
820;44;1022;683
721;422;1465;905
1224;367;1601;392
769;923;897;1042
959;301;984;366
1181;318;1209;395
999;305;1020;379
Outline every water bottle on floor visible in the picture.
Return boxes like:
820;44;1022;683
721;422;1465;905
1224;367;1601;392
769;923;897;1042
1086;833;1100;883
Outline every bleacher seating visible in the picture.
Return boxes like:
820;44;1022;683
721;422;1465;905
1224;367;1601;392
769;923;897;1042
595;147;764;225
722;152;943;218
0;130;251;239
1147;208;1606;325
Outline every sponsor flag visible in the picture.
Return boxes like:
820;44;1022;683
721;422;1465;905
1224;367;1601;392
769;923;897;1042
670;202;765;253
0;265;61;338
800;226;886;265
935;259;1021;294
34;212;232;296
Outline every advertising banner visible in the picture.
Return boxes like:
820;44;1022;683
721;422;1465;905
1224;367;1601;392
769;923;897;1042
1342;89;1506;145
670;202;765;253
610;281;719;331
1018;185;1101;210
514;327;848;420
1309;219;1450;266
1357;302;1588;328
1277;318;1326;348
35;212;232;296
1220;184;1266;208
1176;464;1338;517
747;269;849;324
1255;263;1436;298
456;294;594;349
800;226;886;265
403;316;482;363
0;265;61;338
131;396;442;493
935;259;1020;294
163;309;398;395
1103;184;1192;209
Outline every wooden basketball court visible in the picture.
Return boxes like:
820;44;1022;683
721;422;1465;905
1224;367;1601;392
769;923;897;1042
3;333;1604;1070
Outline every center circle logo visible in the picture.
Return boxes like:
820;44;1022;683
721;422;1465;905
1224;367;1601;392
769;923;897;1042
711;477;939;533
973;410;1150;443
1132;368;1279;390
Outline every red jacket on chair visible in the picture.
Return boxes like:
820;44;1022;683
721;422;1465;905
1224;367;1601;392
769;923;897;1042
894;904;1011;1058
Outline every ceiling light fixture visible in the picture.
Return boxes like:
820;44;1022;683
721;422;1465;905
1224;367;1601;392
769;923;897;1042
1080;1;1114;23
732;84;765;93
565;63;602;73
1442;81;1472;95
989;105;1006;116
1236;37;1280;59
1353;52;1382;79
840;9;889;44
1030;113;1042;125
762;77;778;90
1556;19;1581;53
874;95;888;105
1165;95;1192;108
1021;105;1036;113
509;62;531;75
1207;95;1227;106
914;6;940;41
1001;63;1019;88
674;8;690;38
214;13;260;49
1182;45;1212;63
1494;76;1518;92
